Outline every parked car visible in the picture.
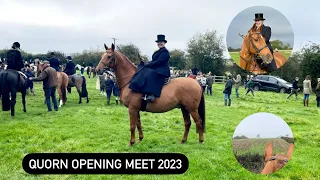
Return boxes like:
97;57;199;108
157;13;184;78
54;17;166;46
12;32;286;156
252;75;292;93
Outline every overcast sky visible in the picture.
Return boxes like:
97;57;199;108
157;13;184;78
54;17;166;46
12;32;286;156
0;0;319;60
226;6;294;49
233;112;293;138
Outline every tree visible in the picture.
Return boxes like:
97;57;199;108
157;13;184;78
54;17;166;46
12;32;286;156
72;48;104;66
270;40;292;50
270;52;303;84
186;30;225;75
117;43;142;65
169;49;187;70
256;134;260;138
299;43;320;87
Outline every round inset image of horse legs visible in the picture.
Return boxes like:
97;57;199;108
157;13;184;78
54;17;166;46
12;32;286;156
226;6;294;74
232;112;294;174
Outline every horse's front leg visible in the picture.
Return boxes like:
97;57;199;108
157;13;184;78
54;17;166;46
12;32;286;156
128;108;138;146
10;90;17;118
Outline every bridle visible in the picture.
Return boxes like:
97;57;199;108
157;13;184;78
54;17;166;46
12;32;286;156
101;52;135;90
240;32;269;72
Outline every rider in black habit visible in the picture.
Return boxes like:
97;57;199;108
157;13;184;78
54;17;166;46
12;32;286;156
64;56;76;75
6;42;24;72
254;13;277;71
129;34;171;102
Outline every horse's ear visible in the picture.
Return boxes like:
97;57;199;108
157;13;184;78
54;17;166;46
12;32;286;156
104;43;108;51
111;43;115;51
286;144;294;160
264;143;273;160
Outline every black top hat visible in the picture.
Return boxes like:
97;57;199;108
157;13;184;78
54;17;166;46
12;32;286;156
50;52;55;56
66;56;72;60
12;42;20;48
254;13;265;21
155;34;167;43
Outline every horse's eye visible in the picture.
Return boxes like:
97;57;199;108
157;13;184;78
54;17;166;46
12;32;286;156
107;56;112;58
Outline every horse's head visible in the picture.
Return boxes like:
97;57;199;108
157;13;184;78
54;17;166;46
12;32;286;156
96;43;116;75
241;23;273;64
261;142;294;174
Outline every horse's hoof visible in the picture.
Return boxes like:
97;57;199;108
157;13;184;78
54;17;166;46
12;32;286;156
23;110;26;113
138;137;143;142
128;141;135;146
180;140;186;144
199;140;204;143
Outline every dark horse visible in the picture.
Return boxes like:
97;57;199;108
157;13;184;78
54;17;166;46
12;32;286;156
67;74;89;104
0;70;27;118
96;43;205;146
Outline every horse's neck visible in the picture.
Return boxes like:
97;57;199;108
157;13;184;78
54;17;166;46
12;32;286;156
114;53;136;90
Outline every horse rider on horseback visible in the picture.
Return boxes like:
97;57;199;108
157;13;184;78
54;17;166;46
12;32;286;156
64;56;76;76
6;42;26;78
254;13;277;71
129;34;171;102
48;52;61;72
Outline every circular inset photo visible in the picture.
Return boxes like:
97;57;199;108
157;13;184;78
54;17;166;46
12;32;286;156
227;6;294;74
232;112;294;175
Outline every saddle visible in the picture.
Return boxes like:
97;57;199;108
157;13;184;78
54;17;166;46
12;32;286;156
140;77;171;111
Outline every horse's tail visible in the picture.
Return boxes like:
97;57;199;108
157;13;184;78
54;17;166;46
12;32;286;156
81;76;88;97
61;73;68;102
198;93;206;133
1;72;11;111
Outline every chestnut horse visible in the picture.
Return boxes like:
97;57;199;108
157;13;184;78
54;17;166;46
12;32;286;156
261;142;294;174
96;43;205;146
239;23;287;74
38;63;68;107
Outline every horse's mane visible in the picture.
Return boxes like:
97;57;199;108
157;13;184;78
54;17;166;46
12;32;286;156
114;50;137;69
249;23;262;33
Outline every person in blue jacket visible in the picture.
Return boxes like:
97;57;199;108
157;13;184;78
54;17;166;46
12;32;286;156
129;34;170;102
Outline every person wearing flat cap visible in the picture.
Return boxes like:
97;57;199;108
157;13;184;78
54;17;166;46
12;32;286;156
129;34;171;102
253;13;277;71
29;61;59;112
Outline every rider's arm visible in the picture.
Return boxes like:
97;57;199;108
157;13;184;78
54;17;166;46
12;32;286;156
32;70;48;81
145;51;170;67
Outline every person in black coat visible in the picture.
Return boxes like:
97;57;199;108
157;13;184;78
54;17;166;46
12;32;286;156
6;42;24;72
254;13;277;72
223;75;233;106
81;62;85;75
48;52;60;72
129;34;171;102
104;74;114;105
64;56;76;76
192;65;199;76
287;77;300;100
113;79;120;105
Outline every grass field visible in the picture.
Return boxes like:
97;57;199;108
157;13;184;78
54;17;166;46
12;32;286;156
0;74;320;179
229;50;293;66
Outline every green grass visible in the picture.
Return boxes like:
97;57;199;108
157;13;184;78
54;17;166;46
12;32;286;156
0;74;320;179
229;50;292;65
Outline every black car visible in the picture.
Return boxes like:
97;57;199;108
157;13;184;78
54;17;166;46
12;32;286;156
252;75;292;93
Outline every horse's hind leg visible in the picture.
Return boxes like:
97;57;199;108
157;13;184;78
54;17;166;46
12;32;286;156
189;111;204;143
21;90;26;112
180;106;191;143
57;87;63;107
137;112;144;142
76;87;82;104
